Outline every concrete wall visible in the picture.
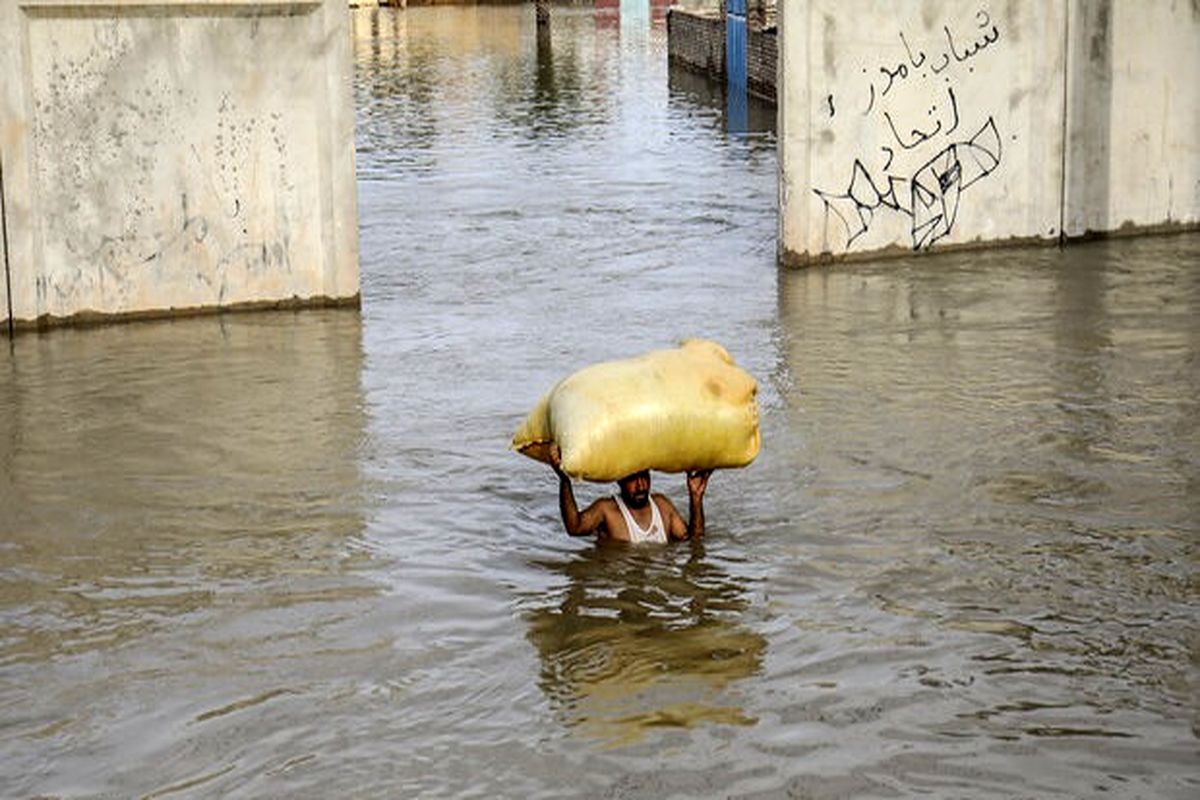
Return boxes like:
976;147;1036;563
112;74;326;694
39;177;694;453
1;0;360;330
1063;0;1200;237
779;0;1200;265
746;15;776;103
747;0;776;31
667;6;777;104
667;7;725;81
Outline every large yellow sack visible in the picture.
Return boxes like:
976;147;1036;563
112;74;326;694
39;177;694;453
512;339;760;482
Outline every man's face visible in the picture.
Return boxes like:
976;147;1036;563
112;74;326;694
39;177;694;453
617;470;651;508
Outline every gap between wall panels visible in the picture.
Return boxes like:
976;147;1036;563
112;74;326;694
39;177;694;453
1;154;13;339
1058;0;1071;246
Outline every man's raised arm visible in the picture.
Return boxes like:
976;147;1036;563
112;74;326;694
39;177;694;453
550;446;604;537
685;469;712;540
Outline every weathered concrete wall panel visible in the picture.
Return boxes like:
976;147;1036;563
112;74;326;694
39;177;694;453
1;0;359;328
780;0;1200;265
1064;0;1200;237
780;0;1067;262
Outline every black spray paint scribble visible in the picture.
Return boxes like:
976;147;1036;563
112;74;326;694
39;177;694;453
813;117;1002;250
883;85;959;151
865;9;1001;111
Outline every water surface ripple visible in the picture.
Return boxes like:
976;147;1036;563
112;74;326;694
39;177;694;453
1;6;1197;798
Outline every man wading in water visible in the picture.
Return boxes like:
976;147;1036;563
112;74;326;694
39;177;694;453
548;445;712;543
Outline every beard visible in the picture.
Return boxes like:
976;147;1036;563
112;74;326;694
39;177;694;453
623;489;650;508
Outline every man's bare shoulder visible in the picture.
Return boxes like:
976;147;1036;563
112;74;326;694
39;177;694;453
585;496;620;525
589;496;619;512
652;493;681;514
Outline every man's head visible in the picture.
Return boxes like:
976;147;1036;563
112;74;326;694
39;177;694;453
617;470;651;508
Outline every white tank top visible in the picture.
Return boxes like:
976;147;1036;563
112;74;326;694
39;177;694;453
613;494;668;543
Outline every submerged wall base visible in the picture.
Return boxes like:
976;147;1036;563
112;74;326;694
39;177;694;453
779;222;1200;269
5;294;362;335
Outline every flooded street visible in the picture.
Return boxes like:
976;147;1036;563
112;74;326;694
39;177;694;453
2;5;1198;797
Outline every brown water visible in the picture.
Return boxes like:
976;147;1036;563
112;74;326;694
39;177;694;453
2;5;1198;798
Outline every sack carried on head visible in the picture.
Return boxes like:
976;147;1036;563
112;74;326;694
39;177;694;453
512;339;760;482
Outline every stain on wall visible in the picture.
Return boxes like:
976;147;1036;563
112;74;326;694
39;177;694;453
1;1;359;324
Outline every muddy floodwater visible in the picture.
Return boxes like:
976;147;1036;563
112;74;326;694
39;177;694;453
2;6;1198;798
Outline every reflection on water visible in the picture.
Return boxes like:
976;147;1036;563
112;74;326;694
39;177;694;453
524;543;765;745
0;311;370;645
765;235;1199;793
667;62;777;137
0;311;378;796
